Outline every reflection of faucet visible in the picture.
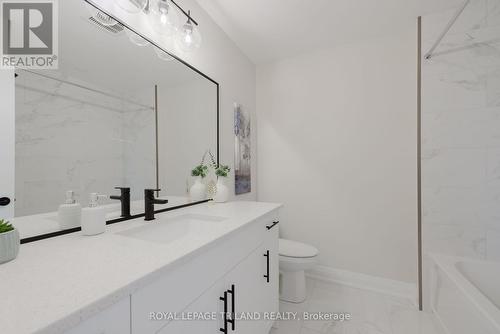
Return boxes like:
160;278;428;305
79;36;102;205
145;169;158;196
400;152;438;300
110;187;131;218
144;189;168;221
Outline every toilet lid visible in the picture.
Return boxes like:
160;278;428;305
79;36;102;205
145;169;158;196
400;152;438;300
279;239;319;258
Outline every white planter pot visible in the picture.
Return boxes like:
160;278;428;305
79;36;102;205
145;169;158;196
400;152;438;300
190;176;207;201
214;177;229;203
0;229;20;264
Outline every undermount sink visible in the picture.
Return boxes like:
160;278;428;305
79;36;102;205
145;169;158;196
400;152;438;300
117;214;228;245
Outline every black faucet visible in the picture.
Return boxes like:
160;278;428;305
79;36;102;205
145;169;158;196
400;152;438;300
144;189;168;221
110;187;131;218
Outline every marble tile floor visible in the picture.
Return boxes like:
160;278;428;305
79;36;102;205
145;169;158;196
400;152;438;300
269;278;444;334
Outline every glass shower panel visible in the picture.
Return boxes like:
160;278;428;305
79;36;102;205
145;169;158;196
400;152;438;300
421;0;500;324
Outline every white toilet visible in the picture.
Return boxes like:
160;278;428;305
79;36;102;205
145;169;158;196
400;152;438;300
279;238;319;303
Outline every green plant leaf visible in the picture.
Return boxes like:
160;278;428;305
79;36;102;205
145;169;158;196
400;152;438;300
0;219;14;234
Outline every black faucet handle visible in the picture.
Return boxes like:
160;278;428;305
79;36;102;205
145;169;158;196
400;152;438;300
111;187;131;218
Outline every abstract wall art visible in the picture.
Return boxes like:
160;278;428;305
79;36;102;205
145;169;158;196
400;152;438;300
234;103;251;195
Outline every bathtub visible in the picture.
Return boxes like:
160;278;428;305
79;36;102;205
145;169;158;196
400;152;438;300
429;254;500;334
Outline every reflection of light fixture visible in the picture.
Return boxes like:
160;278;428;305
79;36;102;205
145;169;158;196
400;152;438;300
150;0;180;37
154;46;174;61
126;29;150;46
112;0;203;54
115;0;148;14
176;11;201;52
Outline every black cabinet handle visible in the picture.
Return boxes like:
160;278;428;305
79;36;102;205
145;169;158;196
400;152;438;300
264;250;270;283
227;284;235;331
220;291;228;333
0;197;11;206
266;221;279;230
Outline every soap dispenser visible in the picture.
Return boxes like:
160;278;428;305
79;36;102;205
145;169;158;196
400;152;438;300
81;193;108;236
57;190;82;230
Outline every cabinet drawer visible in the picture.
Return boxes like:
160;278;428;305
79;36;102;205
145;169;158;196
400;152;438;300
131;210;279;334
64;298;130;334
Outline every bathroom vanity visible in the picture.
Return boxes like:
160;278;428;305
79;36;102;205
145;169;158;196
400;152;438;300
0;1;276;332
0;201;281;334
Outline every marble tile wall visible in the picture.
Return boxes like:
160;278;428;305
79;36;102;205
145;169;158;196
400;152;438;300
422;0;500;262
15;72;155;217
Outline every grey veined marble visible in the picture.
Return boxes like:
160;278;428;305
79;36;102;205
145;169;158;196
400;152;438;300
422;0;500;263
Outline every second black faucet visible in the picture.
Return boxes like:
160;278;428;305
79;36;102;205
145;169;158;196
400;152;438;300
144;189;169;221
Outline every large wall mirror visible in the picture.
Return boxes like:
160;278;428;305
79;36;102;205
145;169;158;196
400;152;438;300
13;0;218;241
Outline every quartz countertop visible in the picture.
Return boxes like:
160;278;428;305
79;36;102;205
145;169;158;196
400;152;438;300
0;201;281;334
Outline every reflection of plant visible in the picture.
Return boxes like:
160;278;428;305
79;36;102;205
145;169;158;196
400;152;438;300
192;151;209;178
0;219;14;234
215;165;231;178
191;165;208;178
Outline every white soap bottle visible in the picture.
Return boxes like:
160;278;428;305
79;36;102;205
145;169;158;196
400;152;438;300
81;193;108;236
58;190;82;230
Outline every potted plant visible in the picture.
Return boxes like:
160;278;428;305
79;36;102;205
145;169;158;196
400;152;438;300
213;164;231;203
190;152;210;201
0;219;20;264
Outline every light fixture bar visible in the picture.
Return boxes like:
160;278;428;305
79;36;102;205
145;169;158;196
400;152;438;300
424;0;469;60
169;0;198;26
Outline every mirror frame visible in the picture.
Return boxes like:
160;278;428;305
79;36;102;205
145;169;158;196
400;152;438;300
20;0;220;244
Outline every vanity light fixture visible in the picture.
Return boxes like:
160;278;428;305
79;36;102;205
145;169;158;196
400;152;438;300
150;0;180;37
114;0;202;54
176;10;202;52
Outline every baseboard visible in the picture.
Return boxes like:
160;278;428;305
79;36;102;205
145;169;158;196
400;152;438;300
306;265;418;305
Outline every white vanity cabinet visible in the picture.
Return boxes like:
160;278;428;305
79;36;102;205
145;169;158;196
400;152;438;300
156;224;279;334
222;226;279;334
133;212;280;334
64;298;131;334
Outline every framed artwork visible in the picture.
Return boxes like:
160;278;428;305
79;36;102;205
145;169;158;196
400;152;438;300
234;103;251;195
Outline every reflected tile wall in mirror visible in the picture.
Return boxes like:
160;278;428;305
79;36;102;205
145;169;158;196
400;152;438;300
12;0;218;240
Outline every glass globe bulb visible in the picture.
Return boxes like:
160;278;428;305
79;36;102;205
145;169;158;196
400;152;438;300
176;20;201;52
149;0;180;37
115;0;148;14
126;29;150;47
154;46;174;61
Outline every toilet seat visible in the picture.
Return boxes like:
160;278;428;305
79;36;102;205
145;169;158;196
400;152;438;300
279;239;319;258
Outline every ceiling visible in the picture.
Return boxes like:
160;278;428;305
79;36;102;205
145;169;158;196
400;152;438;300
195;0;463;64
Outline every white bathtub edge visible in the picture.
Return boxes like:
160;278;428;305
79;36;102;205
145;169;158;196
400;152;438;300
429;253;500;332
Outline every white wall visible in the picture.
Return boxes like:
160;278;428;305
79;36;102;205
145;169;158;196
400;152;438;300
0;69;15;219
257;25;418;283
92;0;257;202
